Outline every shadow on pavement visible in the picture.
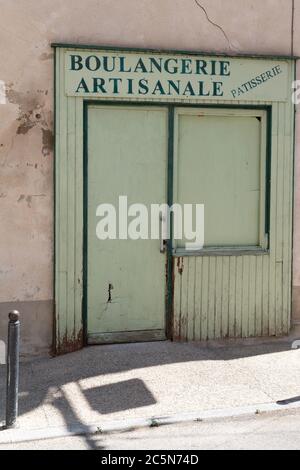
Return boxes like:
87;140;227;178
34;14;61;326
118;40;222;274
0;340;297;449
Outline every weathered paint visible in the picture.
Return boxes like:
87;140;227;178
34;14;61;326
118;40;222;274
55;44;294;347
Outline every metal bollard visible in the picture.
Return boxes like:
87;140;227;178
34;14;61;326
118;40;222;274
5;310;20;428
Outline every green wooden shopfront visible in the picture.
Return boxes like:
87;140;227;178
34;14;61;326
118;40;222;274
54;45;295;351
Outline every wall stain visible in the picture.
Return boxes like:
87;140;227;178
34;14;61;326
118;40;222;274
6;84;53;156
26;196;32;208
17;118;35;135
177;257;184;275
40;52;54;61
17;193;46;207
55;328;84;356
42;128;54;157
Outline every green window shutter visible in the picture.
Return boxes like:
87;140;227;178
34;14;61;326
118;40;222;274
174;108;267;251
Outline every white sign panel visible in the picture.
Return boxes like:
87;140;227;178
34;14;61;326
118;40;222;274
64;50;289;102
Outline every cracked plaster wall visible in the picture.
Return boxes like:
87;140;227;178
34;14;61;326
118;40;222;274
0;0;299;355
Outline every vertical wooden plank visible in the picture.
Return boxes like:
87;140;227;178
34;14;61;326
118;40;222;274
248;257;256;336
221;257;230;338
54;47;61;344
228;257;236;338
194;257;202;341
173;258;182;340
57;48;69;345
262;255;270;336
180;257;189;341
275;262;283;335
242;256;250;337
74;99;84;336
275;102;285;335
208;257;216;340
200;257;209;341
235;257;243;337
268;103;279;336
214;258;223;339
286;136;293;330
288;67;295;332
276;102;285;262
67;97;76;337
282;96;293;334
187;257;196;340
255;256;263;336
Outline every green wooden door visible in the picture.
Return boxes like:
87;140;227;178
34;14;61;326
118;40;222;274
87;105;168;344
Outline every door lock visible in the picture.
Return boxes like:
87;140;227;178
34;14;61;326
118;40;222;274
159;212;167;254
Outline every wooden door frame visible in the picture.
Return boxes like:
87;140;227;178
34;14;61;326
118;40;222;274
82;101;273;346
82;102;172;344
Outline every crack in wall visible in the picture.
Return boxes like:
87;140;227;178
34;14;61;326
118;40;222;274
194;0;239;52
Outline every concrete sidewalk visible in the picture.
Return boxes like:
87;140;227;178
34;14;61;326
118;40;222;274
2;410;300;450
1;338;300;440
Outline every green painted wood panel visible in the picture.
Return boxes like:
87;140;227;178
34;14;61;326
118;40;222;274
173;106;294;342
55;46;295;349
87;105;167;340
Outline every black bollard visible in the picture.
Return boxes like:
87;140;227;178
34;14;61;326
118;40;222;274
6;310;20;428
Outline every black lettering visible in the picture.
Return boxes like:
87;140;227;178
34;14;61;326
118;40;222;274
167;80;180;95
213;81;223;96
119;57;132;73
181;59;192;74
210;60;217;76
134;58;147;73
109;78;122;93
220;61;230;76
149;57;162;73
260;72;267;83
164;58;178;74
274;65;282;75
152;80;166;95
86;55;101;71
103;56;116;72
70;55;83;71
198;81;210;96
127;78;134;94
195;60;208;75
93;77;107;93
138;79;149;94
241;82;250;92
183;81;196;96
76;78;89;93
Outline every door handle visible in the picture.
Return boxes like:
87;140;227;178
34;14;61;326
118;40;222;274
159;212;166;254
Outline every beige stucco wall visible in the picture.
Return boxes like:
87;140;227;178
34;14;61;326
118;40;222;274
0;0;299;355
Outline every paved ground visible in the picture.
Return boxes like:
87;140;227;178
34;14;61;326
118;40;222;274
0;339;300;448
1;409;300;450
